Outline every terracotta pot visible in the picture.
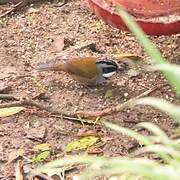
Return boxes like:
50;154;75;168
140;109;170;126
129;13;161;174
112;0;180;17
85;0;180;35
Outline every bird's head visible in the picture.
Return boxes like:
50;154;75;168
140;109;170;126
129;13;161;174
96;59;119;79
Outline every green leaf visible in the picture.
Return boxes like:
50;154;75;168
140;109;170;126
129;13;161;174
65;136;98;152
0;106;25;117
33;150;50;163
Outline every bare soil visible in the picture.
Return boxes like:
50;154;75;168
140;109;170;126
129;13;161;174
0;0;179;179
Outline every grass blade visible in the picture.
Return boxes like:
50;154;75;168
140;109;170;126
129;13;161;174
136;97;180;123
115;6;180;94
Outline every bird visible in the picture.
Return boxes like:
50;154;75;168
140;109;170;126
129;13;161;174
37;57;118;86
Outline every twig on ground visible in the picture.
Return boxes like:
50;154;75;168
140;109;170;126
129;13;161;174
73;88;155;118
0;0;48;18
0;1;24;18
50;114;94;124
53;0;69;7
79;43;98;52
0;88;155;121
0;94;19;101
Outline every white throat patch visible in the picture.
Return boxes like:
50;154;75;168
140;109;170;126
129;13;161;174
103;71;116;78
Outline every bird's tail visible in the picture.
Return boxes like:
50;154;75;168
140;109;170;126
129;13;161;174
37;62;65;71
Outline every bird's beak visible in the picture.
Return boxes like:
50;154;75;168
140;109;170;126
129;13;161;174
117;62;127;72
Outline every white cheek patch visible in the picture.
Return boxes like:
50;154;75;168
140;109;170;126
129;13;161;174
103;71;116;78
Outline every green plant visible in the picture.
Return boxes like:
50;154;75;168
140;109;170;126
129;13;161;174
33;121;180;179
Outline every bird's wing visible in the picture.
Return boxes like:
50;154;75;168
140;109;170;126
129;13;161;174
65;57;98;79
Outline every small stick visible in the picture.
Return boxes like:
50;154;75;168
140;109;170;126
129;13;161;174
0;98;78;120
73;88;156;118
0;88;155;120
53;0;69;7
0;94;19;101
0;1;23;18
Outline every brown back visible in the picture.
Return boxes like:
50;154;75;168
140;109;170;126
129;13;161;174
64;57;98;79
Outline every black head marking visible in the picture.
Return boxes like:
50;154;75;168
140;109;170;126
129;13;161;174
96;59;118;72
96;59;117;66
96;59;118;79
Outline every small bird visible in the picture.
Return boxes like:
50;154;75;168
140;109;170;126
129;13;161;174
38;57;118;86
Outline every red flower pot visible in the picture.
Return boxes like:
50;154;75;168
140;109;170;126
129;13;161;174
85;0;180;35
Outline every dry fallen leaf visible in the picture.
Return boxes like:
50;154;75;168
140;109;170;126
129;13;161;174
114;53;145;77
15;160;25;180
8;149;25;163
87;147;103;154
114;53;143;62
76;130;98;137
52;36;64;52
26;126;47;141
32;143;52;152
0;107;25;118
33;166;74;179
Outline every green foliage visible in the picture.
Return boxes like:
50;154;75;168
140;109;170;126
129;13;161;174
65;136;98;152
33;150;50;165
33;126;180;179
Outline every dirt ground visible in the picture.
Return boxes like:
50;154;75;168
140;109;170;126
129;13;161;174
0;0;180;179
